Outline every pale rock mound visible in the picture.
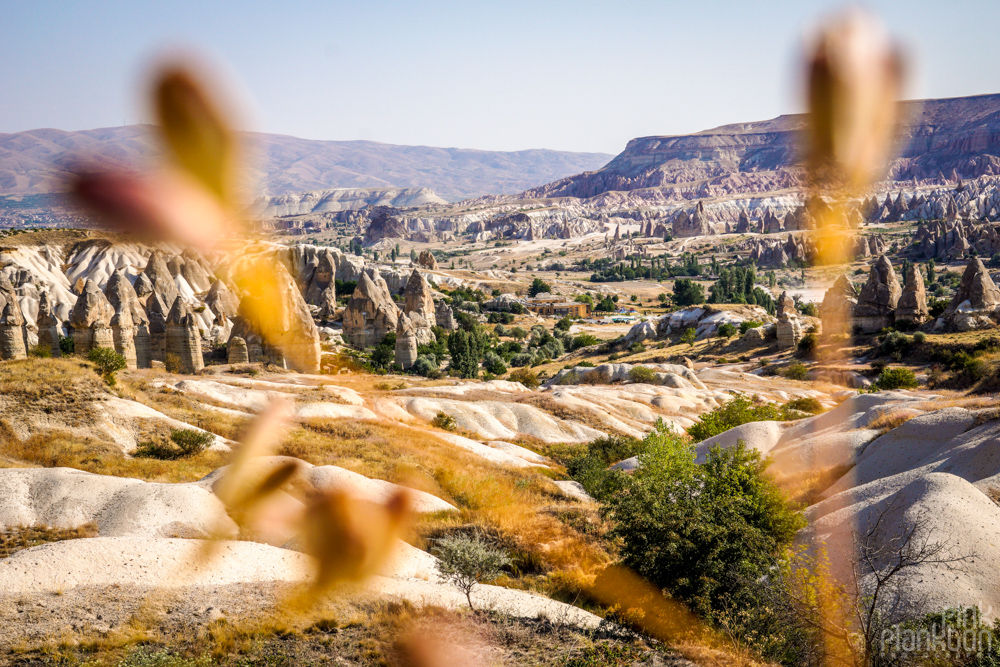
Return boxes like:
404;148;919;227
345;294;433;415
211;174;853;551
0;468;237;539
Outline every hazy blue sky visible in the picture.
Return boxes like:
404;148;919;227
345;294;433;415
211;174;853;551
2;0;998;155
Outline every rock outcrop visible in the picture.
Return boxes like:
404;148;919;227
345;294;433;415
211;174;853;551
896;263;929;324
205;279;239;320
672;201;713;237
363;206;407;245
227;336;249;365
0;276;27;360
165;297;204;374
35;291;61;358
402;269;436;345
394;313;418;370
820;275;858;336
145;294;169;363
416;250;437;270
435;300;456;330
853;256;901;333
104;269;149;369
775;291;803;348
142;251;178;312
69;279;115;356
343;269;401;348
940;257;1000;331
228;262;321;373
302;253;336;311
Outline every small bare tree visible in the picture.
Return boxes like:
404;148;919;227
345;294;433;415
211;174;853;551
774;494;973;667
848;496;973;667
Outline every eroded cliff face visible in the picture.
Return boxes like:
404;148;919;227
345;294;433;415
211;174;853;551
524;94;1000;201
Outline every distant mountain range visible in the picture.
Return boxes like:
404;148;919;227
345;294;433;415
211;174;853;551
524;93;1000;201
0;125;613;202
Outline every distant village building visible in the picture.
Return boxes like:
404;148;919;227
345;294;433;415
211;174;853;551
525;294;591;318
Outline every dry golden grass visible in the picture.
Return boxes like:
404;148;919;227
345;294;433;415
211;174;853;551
772;464;854;508
0;523;98;558
0;428;230;483
276;418;613;580
866;409;917;435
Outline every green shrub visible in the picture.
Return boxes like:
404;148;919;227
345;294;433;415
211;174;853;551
58;336;74;355
717;323;737;338
681;328;697;346
782;397;824;415
628;341;645;354
433;534;512;610
412;355;439;378
739;320;763;335
87;347;127;385
879;331;912;357
555;316;573;332
431;412;457;431
483;351;507;375
687;394;784;443
782;362;809;381
627;366;657;384
508;367;539;389
797;332;818;356
604;424;804;618
873;366;919;390
169;429;214;455
135;429;213;460
570;333;599;350
913;331;927;344
568;433;645;500
28;345;52;358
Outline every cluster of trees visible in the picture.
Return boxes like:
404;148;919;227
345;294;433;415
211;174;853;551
584;252;704;283
708;266;776;314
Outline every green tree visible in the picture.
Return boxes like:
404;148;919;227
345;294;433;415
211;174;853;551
528;277;552;297
87;347;127;386
672;279;705;307
603;423;804;619
433;534;512;610
681;327;697;346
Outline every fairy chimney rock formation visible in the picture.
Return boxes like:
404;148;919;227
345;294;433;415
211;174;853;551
820;275;858;336
166;297;204;374
143;251;179;311
35;291;62;358
775;291;802;348
417;250;437;270
69;279;115;356
343;269;401;348
133;272;154;305
104;269;148;369
227;262;321;373
941;257;1000;331
403;269;436;345
145;293;169;363
853;255;901;333
205;279;239;320
896;263;929;324
435;300;456;330
0;276;26;360
227;336;249;365
394;313;418;370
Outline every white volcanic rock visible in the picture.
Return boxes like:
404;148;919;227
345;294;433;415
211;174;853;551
398;396;603;444
248;188;446;217
433;432;544;468
197;456;456;515
0;468;237;539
